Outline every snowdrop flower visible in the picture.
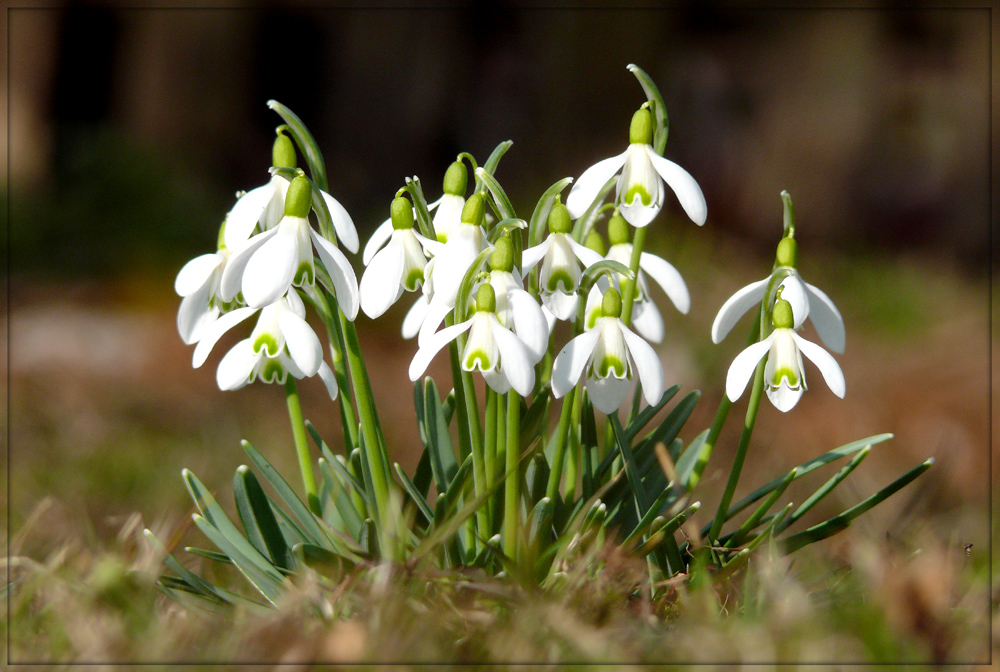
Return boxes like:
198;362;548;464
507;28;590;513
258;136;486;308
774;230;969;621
711;236;845;353
175;220;246;345
726;297;845;412
359;196;434;319
362;161;467;266
552;288;664;414
565;107;706;228
582;214;689;343
220;176;359;319
190;288;338;400
484;237;549;363
408;284;536;396
522;202;605;321
223;132;298;246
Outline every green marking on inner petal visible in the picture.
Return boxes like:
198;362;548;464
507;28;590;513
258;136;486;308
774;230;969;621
404;268;424;291
546;269;574;293
260;358;285;383
463;349;493;372
294;262;314;286
772;367;798;387
598;355;627;379
254;333;280;357
624;184;653;207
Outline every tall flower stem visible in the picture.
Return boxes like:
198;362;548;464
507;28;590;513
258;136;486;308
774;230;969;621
546;386;577;500
503;390;521;559
619;225;647;327
484;388;499;530
451;330;487;550
284;377;321;516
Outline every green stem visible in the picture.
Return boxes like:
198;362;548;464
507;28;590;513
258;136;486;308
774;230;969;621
619;225;647;327
285;377;321;516
484;388;499;530
503;391;521;559
455;334;487;549
546;386;577;500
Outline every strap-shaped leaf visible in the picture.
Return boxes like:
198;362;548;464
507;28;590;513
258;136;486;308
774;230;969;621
476;167;516;221
487;217;527;243
609;414;650;516
724;468;797;549
624;384;681;443
191;513;285;606
317;458;364;541
268;100;328;190
475;140;513;192
394;462;434;526
412;448;433;499
404;176;437;241
675;429;710;491
234;466;294;570
626;64;669;154
292;543;351;577
780;458;933;555
416;378;459;493
776;444;871;535
144;529;231;605
307;424;373;515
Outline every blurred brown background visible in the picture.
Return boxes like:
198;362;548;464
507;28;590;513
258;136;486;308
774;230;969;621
3;6;993;568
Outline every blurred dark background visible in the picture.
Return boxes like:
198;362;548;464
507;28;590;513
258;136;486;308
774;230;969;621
4;6;993;564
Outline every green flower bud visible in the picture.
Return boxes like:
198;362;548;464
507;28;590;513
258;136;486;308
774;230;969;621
490;236;514;273
547;202;572;234
775;236;798;268
283;176;312;218
442;161;468;197
476;283;496;313
272;132;297;169
607;213;630;246
391;196;415;231
629;107;654;145
585;230;607;256
462;193;485;226
602;288;623;318
772;298;794;330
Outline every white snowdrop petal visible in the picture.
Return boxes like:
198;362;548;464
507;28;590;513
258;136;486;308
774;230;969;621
489;315;535;397
520;237;554;272
551;328;602;398
402;295;431;339
543;289;579;321
318;361;339;400
224;183;274;249
804;282;846;354
792;332;845;399
767;383;804;412
586;374;631;415
363;218;395;266
216;339;258;391
219;227;279;302
177;284;218;345
779;276;809;329
619;322;665;406
631;300;665;344
277;310;323;377
322;190;359;254
360;240;405;319
417;299;454;348
242;222;300;308
645;147;707;226
408;317;475;381
508;289;549;362
639;252;690;314
566;149;630;218
175;253;224;296
192;306;258;368
725;335;775;403
311;230;360;320
711;278;769;344
566;236;607;269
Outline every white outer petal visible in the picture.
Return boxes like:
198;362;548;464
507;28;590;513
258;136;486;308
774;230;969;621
175;253;224;296
645;146;707;226
639;252;690;314
321;190;359;254
551;327;602;398
402;294;431;339
619;322;665;406
408;317;475;381
725;333;776;403
566;237;606;269
767;383;804;412
779;275;809;329
311;230;360;320
192;306;258;368
508;289;549;362
791;332;845;398
242;219;300;308
277;310;323;377
219;228;279;302
417;299;454;347
631;299;664;344
363;219;394;265
543;289;579;321
177;284;218;345
711;277;769;344
566;148;630;218
488;314;534;397
520;236;554;272
216;339;259;391
804;282;846;354
586;374;631;415
317;361;339;400
360;238;405;319
224;182;274;249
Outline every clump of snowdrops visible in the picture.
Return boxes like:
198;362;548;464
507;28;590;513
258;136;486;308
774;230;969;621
155;65;932;610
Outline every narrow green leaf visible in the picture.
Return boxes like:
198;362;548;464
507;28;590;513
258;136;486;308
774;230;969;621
412;448;434;499
519;387;550;453
268;100;328;190
624;384;680;443
609;414;650;516
725;468;796;548
777;444;871;534
234;466;293;570
675;429;710;490
191;514;284;606
404;176;437;241
317;458;364;541
475;167;515;221
394;462;435;526
528;497;554;549
477;140;513;187
780;458;933;555
420;378;459;492
292;543;351;577
487;217;527;243
144;529;231;604
626;64;669;154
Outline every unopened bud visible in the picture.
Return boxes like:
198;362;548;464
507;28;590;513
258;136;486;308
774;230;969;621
283;176;312;218
442;161;468;197
585;230;606;256
476;283;496;313
272;132;297;169
629;107;653;145
490;236;514;273
547;203;572;234
461;193;485;226
391;196;414;230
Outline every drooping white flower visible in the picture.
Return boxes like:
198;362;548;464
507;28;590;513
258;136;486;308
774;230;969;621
220;176;359;319
190;288;338;400
360;197;434;319
725;297;844;412
711;237;845;353
551;288;664;414
565;107;706;228
521;202;604;321
408;284;536;396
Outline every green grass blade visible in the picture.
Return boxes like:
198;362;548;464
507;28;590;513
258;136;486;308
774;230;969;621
234;466;293;570
779;458;933;555
317;458;364;541
394;462;435;526
675;429;710;490
725;468;796;549
624;384;680;443
419;378;459;493
777;445;871;534
191;514;285;606
144;529;231;604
